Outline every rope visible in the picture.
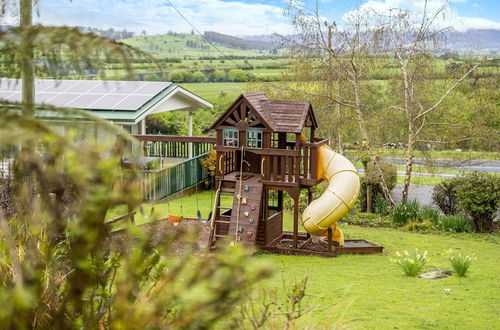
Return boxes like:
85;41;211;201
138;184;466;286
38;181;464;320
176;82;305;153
234;145;246;243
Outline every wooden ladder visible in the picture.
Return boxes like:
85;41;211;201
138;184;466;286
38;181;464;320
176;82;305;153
208;179;235;250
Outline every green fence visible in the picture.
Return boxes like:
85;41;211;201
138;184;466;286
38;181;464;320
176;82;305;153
140;153;209;202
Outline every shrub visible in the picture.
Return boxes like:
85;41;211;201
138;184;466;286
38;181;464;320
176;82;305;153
403;219;434;232
390;249;429;277
390;200;420;226
437;214;471;233
444;250;475;277
373;193;390;215
360;162;397;212
454;173;500;232
418;205;440;224
432;179;460;215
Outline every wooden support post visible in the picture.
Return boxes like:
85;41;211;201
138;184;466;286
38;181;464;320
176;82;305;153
327;226;333;253
293;194;299;249
128;205;135;225
367;184;372;213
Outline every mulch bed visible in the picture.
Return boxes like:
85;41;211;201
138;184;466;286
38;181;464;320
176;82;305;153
107;218;211;255
274;237;338;253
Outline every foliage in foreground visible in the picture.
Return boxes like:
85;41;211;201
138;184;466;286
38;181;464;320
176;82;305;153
0;114;275;328
390;249;429;277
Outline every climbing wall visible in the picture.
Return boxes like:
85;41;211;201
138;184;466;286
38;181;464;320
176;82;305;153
227;180;263;246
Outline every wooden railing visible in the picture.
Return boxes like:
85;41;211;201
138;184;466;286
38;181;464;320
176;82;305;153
215;138;329;187
133;135;216;158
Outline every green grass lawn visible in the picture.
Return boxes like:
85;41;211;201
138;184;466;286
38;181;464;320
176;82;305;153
258;225;500;329
108;191;500;328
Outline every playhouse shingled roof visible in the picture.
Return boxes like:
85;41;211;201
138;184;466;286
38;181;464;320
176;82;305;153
211;92;317;133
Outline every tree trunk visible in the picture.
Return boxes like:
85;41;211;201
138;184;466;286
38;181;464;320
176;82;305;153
352;77;395;205
20;0;35;117
402;132;416;202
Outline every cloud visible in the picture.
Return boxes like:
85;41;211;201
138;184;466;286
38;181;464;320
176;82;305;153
342;0;500;32
34;0;292;36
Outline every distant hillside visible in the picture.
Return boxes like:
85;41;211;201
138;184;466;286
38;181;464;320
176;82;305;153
444;29;500;54
204;31;281;52
122;32;268;58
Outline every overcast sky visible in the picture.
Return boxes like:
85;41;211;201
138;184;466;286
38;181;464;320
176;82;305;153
2;0;500;35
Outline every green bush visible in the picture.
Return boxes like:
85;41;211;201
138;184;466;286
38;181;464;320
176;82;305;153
437;214;471;233
432;179;460;215
418;205;441;224
403;219;434;232
360;161;397;212
454;173;500;232
390;200;420;226
390;249;429;277
373;193;390;215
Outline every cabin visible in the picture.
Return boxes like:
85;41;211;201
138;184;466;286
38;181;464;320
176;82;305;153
208;92;337;256
0;78;212;149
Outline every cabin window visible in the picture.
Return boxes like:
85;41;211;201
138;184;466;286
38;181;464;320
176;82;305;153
223;128;239;148
247;129;262;149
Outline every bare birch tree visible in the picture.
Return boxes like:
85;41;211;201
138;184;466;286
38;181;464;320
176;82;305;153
377;0;478;201
280;1;396;204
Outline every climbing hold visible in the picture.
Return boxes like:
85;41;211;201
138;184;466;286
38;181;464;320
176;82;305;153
244;211;249;217
242;197;247;204
238;226;243;233
248;218;255;224
237;194;241;200
244;185;250;191
246;231;253;237
250;204;256;211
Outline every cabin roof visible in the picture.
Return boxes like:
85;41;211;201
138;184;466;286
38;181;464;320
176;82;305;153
211;92;317;133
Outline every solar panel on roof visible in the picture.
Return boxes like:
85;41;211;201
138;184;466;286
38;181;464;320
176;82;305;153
0;78;171;111
135;82;170;95
48;93;82;107
65;81;101;93
0;91;15;99
114;94;153;110
66;93;106;108
6;92;21;102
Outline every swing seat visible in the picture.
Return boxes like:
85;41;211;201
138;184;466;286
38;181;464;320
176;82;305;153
168;215;183;226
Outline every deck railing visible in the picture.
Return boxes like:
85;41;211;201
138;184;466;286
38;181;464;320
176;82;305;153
215;138;329;187
133;134;216;158
139;153;210;201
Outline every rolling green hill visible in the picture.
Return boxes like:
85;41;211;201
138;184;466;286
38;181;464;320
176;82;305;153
122;33;268;58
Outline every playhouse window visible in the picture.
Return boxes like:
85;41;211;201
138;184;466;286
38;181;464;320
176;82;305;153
247;129;262;149
223;128;239;148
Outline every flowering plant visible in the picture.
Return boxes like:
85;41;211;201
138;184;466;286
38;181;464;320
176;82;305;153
390;248;429;277
444;249;476;277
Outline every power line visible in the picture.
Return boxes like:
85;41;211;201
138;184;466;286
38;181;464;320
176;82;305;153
165;0;242;69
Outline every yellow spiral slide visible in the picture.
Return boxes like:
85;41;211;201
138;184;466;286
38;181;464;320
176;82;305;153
301;144;360;246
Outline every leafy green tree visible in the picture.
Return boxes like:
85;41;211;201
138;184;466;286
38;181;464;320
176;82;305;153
229;68;251;82
192;70;207;82
212;69;226;82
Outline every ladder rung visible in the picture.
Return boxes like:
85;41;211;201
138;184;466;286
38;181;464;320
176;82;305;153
214;234;228;238
216;220;231;223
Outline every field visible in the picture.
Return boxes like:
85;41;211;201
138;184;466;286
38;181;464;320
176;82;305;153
107;191;500;329
180;82;247;103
